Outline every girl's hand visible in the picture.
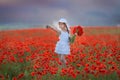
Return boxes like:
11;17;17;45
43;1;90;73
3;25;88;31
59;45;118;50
46;25;50;28
75;32;77;36
46;25;61;34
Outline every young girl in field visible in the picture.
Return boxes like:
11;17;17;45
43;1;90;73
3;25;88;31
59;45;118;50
46;18;72;68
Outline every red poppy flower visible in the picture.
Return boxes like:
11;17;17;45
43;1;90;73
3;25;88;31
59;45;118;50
70;25;83;43
31;72;36;76
17;73;24;79
12;77;17;80
73;25;83;36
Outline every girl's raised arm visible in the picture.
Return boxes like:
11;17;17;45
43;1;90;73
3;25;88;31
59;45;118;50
46;25;61;34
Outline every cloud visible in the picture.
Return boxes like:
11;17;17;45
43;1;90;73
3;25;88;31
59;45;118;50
0;0;120;26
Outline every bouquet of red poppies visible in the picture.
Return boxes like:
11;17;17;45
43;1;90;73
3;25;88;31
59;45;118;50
70;25;83;43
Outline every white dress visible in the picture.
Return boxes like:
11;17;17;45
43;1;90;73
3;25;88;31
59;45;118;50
54;30;70;54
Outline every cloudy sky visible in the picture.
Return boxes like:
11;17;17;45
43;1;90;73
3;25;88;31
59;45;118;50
0;0;120;27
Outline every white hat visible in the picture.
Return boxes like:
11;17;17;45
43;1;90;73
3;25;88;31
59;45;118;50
58;18;70;30
59;18;67;23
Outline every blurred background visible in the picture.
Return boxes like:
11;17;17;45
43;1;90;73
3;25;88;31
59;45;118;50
0;0;120;30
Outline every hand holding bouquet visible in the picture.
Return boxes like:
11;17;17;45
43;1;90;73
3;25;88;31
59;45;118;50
69;25;83;43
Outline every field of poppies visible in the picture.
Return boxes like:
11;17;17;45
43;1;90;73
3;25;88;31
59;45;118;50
0;26;120;80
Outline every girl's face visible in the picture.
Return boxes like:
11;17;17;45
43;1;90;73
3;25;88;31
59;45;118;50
59;22;67;31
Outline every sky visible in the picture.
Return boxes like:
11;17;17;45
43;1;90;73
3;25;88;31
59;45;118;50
0;0;120;28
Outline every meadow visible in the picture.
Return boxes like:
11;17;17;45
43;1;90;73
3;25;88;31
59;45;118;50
0;26;120;80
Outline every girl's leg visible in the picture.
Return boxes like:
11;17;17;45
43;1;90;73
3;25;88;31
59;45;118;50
58;54;66;68
61;54;67;67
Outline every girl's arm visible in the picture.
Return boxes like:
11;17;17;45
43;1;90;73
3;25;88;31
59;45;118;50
46;25;61;34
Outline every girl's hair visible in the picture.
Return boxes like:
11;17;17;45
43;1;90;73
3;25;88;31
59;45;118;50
63;23;69;33
64;23;71;41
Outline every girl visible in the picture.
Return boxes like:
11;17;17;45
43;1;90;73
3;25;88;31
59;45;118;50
46;18;71;68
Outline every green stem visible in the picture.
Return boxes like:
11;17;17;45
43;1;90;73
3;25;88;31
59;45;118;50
70;34;76;43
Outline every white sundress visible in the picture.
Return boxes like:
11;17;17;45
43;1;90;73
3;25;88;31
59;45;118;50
54;30;70;55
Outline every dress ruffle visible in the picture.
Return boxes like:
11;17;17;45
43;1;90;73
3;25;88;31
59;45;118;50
54;31;70;54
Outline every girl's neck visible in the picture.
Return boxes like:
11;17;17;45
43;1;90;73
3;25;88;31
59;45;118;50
61;27;67;32
61;29;67;32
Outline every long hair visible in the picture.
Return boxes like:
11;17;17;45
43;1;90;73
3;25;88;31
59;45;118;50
64;23;70;41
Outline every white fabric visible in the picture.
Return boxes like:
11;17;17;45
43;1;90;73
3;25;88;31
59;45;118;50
58;18;70;31
54;30;70;54
52;21;62;31
58;18;67;23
